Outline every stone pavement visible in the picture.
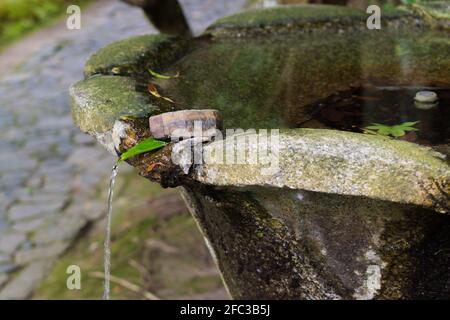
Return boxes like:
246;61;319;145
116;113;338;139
0;0;247;299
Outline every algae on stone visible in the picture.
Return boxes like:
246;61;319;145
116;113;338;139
84;34;188;77
207;4;416;36
191;129;449;212
156;29;450;130
70;76;160;134
408;1;450;30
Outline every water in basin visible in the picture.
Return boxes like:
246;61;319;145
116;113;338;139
153;28;450;147
300;85;450;146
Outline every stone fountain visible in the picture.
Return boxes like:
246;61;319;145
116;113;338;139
71;4;450;299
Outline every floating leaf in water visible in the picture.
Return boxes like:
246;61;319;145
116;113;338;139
148;83;175;103
148;68;179;79
364;121;419;138
119;138;167;162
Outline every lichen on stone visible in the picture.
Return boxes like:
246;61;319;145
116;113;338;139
70;75;160;134
83;34;189;77
193;129;449;213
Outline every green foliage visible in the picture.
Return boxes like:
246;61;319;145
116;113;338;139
119;138;167;162
0;0;89;50
382;3;396;12
363;121;419;138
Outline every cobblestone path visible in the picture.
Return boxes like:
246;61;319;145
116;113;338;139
0;0;247;299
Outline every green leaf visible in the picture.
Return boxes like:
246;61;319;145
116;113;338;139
377;127;391;136
390;127;406;137
148;68;179;79
400;121;419;127
363;120;419;138
119;138;167;162
365;125;384;130
402;127;419;132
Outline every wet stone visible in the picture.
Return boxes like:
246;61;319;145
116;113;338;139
0;172;28;190
7;205;44;221
85;201;106;221
34;116;74;131
0;193;12;210
32;218;85;245
0;254;10;264
40;182;72;195
73;133;95;145
23;139;57;157
67;146;110;168
0;263;17;274
0;260;52;299
0;219;8;232
0;233;26;255
17;191;67;204
0;154;37;172
0;192;16;209
8;202;64;221
54;142;73;158
26;175;43;189
12;218;47;233
0;274;8;288
14;242;69;265
75;172;104;190
36;165;74;180
43;169;73;183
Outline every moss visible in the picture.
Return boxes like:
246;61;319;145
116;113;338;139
71;5;450;208
207;5;415;36
195;129;449;211
283;128;447;171
70;76;167;134
83;34;189;78
183;185;340;299
73;5;450;139
156;28;450;130
408;2;450;30
209;5;365;29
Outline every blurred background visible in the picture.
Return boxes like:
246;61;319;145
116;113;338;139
0;0;415;300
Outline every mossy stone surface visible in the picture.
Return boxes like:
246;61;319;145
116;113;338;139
83;34;187;77
70;76;160;134
193;129;449;212
73;5;450;139
182;184;450;299
210;5;365;26
71;5;450;205
409;1;450;30
157;29;450;130
206;5;415;36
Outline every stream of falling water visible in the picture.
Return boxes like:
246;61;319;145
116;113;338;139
103;162;119;300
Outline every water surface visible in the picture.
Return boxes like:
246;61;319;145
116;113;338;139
155;28;450;147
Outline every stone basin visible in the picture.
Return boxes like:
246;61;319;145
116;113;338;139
71;5;450;299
